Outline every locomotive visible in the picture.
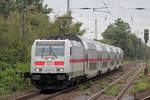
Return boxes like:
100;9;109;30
31;34;124;90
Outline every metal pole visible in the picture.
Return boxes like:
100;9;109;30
95;18;97;39
144;29;149;75
25;0;28;33
22;0;25;45
144;42;148;75
67;0;70;12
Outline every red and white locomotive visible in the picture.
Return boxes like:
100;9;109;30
31;34;124;90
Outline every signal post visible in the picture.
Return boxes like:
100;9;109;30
144;29;149;75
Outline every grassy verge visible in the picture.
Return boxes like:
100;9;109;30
103;61;150;96
103;71;135;96
79;60;149;96
130;62;150;94
78;70;124;96
78;81;94;92
124;59;145;64
103;84;122;96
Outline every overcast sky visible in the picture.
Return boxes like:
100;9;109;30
43;0;150;45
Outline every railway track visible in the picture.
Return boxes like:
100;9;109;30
15;90;40;100
142;95;150;100
9;62;137;100
88;63;144;100
15;85;77;100
15;74;103;100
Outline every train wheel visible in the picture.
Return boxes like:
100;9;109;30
107;68;110;72
97;71;101;76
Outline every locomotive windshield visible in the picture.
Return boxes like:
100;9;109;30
35;41;65;57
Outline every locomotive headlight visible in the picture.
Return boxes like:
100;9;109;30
35;68;39;72
35;68;42;72
60;68;64;72
57;68;64;72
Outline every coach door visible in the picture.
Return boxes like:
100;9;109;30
87;43;98;78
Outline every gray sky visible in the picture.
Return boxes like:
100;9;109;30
44;0;150;45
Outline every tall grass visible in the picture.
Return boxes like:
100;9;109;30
130;61;150;94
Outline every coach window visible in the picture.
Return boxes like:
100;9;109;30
108;54;110;59
70;47;72;56
120;55;122;58
99;54;101;60
103;62;107;68
117;61;119;64
121;60;123;64
111;61;114;66
114;54;117;58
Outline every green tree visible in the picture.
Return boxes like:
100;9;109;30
102;18;131;58
101;18;149;60
0;0;86;97
0;0;16;19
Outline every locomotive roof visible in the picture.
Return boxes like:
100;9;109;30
46;34;82;43
45;34;123;54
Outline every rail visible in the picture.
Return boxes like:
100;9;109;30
88;63;143;100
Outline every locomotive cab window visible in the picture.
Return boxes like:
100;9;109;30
35;42;65;57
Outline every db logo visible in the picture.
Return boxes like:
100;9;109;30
47;61;52;65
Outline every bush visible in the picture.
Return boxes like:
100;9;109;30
84;91;91;96
0;62;11;71
14;63;30;72
0;64;33;98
